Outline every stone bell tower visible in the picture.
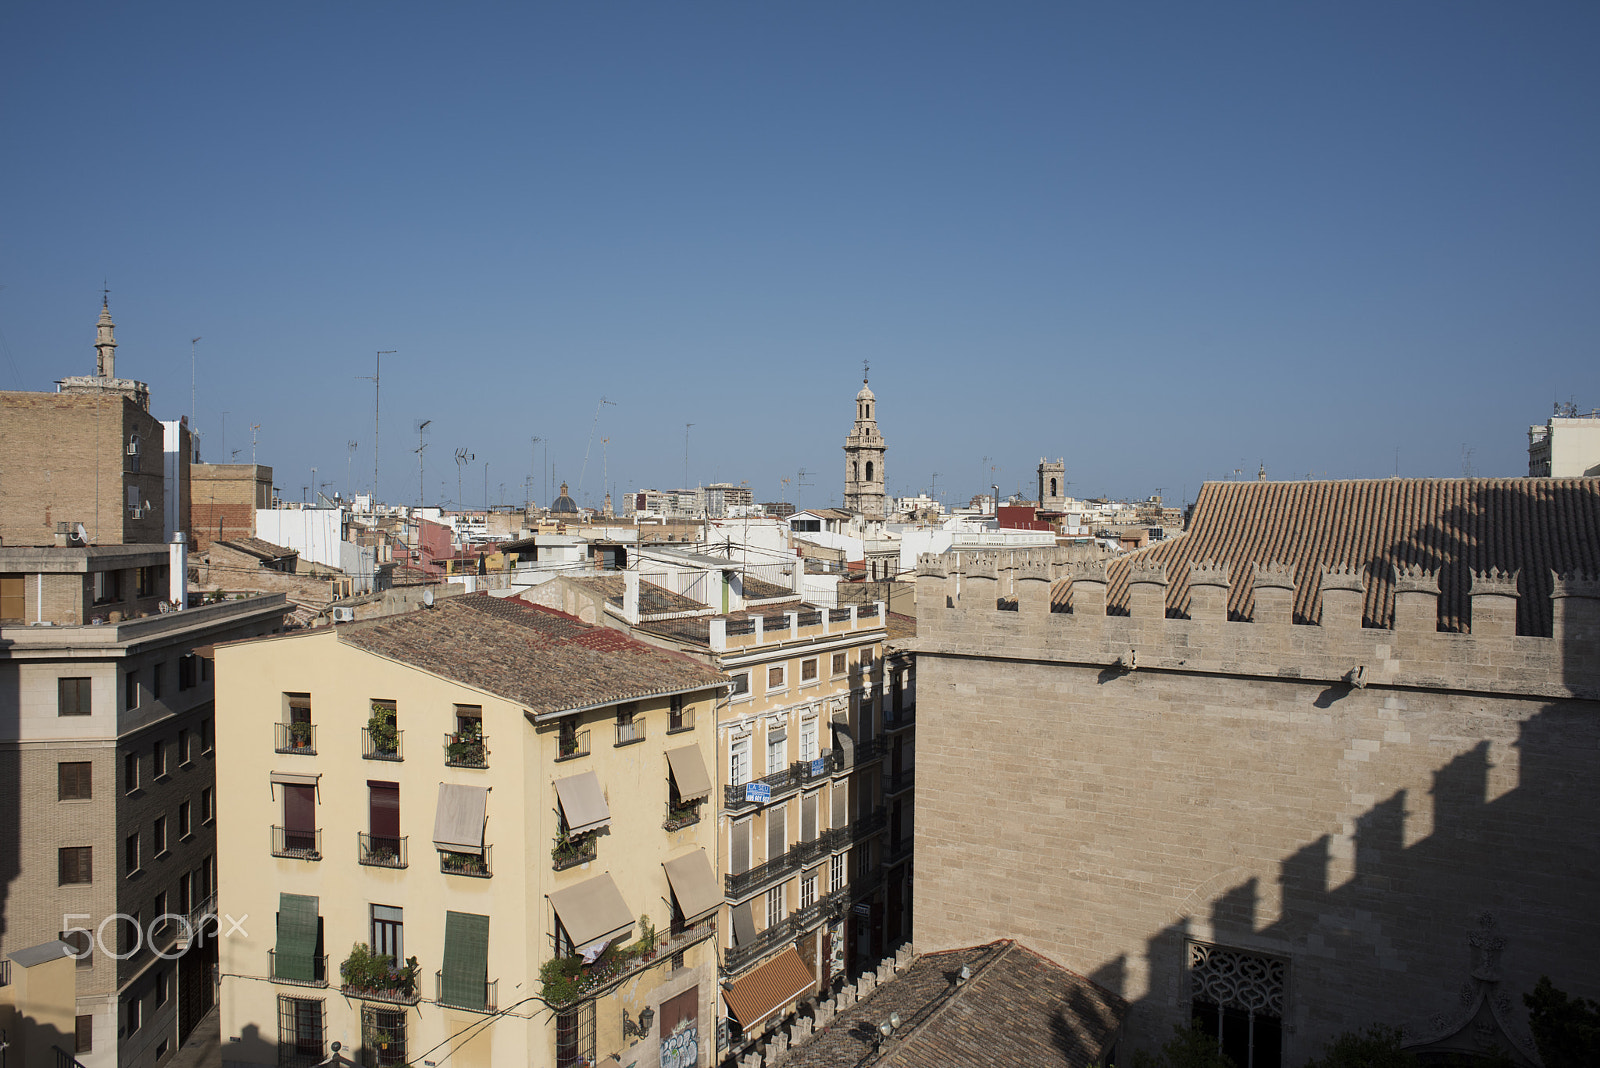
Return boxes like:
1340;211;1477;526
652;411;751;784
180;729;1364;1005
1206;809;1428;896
843;370;888;519
1038;458;1066;511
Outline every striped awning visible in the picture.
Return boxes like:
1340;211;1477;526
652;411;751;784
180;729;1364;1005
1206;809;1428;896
724;946;815;1027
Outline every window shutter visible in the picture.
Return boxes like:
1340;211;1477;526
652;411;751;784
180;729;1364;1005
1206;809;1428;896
801;793;817;842
441;911;489;1008
767;805;786;862
275;893;320;982
832;782;848;829
731;821;750;875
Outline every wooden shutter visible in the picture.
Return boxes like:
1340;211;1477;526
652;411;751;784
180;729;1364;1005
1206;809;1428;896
731;821;750;875
368;782;400;838
801;793;817;842
832;781;848;829
767;805;786;862
283;785;316;833
0;575;23;622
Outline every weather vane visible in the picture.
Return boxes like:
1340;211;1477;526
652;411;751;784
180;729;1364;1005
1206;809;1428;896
863;358;870;383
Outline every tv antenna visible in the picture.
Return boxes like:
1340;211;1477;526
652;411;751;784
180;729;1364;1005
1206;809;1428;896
358;351;395;504
684;423;694;490
601;438;611;510
415;420;431;506
189;337;201;430
251;424;262;464
345;439;357;500
577;396;616;499
796;468;812;511
455;447;474;511
530;435;542;509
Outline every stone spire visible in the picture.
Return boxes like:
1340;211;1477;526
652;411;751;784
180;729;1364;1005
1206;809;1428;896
843;370;888;519
95;296;117;378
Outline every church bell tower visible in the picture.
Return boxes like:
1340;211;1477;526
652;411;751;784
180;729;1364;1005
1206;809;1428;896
843;370;888;519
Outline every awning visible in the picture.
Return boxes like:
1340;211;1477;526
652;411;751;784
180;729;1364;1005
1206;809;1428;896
549;873;635;950
662;849;720;923
730;900;757;947
274;893;320;983
441;911;489;1008
270;771;321;787
433;783;488;855
553;771;611;836
665;746;712;802
724;946;815;1028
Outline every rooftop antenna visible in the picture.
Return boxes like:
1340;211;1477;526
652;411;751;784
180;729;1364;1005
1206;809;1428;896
359;351;395;504
684;423;694;489
530;435;542;509
930;472;940;505
415;420;431;506
601;437;610;510
189;337;201;429
220;411;229;460
230;450;241;462
251;424;262;465
796;468;812;512
577;396;616;499
345;439;357;500
455;447;473;511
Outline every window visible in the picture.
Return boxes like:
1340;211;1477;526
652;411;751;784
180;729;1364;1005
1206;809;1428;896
179;800;192;840
125;832;140;875
59;761;92;800
555;1001;596;1068
856;842;873;880
278;995;325;1066
76;1015;93;1053
668;695;689;731
135;565;155;597
154;892;168;935
178;656;196;691
202;715;214;753
765;885;786;928
93;569;121;604
59;846;93;885
126;994;141;1035
801;658;818;683
1189;942;1286;1068
615;702;642;745
178;729;191;765
361;1005;407;1068
729;672;750;698
58;677;92;717
766;665;786;692
201;786;214;824
372;905;404;962
152;739;167;779
830;853;845;893
800;718;818;763
801;791;818;842
730;736;751;787
125;752;140;793
281;784;316;855
125;669;139;711
767;805;787;863
153;817;168;858
801;873;817;910
766;724;787;774
832;652;848;677
730;819;751;876
62;929;92;969
151;662;163;700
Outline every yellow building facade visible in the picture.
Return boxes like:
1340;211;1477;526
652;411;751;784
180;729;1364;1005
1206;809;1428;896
215;593;727;1068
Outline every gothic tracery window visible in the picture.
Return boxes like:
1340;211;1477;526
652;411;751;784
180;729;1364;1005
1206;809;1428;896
1188;942;1285;1068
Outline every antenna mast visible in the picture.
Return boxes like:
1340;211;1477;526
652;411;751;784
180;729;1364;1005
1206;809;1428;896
416;421;431;507
190;337;201;431
251;424;261;464
360;351;395;506
577;396;616;503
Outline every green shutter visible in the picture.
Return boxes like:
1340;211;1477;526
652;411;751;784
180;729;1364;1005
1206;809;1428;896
275;893;320;982
441;911;489;1008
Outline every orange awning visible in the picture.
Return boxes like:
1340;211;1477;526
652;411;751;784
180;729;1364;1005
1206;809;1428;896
723;946;815;1027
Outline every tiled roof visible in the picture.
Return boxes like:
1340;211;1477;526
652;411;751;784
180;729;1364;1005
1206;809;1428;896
336;593;726;716
783;941;1126;1068
565;575;708;615
884;611;917;641
216;536;297;562
742;575;799;600
1076;478;1600;635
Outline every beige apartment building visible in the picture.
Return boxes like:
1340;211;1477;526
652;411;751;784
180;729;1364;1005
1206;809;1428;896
214;592;728;1068
553;573;917;1060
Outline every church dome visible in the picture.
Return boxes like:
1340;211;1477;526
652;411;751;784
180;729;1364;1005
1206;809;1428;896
550;482;579;513
856;380;875;403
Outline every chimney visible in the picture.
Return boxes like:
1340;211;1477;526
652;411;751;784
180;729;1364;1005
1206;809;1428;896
168;532;188;609
623;569;640;626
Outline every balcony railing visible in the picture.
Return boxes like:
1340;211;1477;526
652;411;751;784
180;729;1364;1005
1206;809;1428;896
272;826;322;860
885;768;915;796
54;1047;91;1068
724;751;842;809
854;807;887;839
436;972;498;1013
724;918;797;973
885;704;916;731
362;727;404;761
551;836;597;871
725;848;801;898
269;950;329;988
667;708;696;734
545;915;716;1009
275;722;317;754
358;833;408;869
791;886;851;933
663;803;703;831
556;729;591;761
440;847;491;878
886;837;913;866
615;720;646;746
444;732;489;769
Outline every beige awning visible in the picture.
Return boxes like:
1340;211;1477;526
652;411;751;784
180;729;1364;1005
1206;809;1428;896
432;783;488;855
270;771;321;787
553;771;610;836
662;849;720;923
549;872;635;950
724;947;815;1027
665;745;712;802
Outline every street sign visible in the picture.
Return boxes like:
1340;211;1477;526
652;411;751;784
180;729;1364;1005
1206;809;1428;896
852;903;871;916
745;782;772;803
810;758;824;776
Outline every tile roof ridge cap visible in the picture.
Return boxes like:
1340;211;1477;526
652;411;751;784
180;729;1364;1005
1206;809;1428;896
883;940;1018;1063
1004;940;1133;1009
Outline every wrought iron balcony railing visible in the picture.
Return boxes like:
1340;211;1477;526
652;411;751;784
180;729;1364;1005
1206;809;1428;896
358;833;408;869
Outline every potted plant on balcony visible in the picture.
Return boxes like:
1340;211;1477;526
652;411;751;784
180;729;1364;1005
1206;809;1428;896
287;721;313;749
539;955;585;1006
551;831;594;869
339;942;420;1001
367;704;398;755
447;721;487;765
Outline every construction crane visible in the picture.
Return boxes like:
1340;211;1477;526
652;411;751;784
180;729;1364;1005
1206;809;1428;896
577;397;616;504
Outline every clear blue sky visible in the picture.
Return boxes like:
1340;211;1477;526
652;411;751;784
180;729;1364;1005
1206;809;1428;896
3;3;1597;510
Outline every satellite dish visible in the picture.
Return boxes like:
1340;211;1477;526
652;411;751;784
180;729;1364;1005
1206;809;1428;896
423;588;435;608
158;601;171;614
75;523;90;545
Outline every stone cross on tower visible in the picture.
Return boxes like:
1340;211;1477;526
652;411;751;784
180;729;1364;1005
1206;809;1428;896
95;295;118;378
843;371;888;519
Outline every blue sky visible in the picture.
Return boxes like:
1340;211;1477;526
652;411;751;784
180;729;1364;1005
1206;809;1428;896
3;3;1597;510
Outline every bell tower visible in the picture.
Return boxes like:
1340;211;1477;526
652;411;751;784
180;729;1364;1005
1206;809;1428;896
843;368;888;519
1038;457;1066;511
95;295;118;378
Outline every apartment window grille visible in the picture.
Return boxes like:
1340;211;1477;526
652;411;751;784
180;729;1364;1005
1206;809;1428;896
765;885;786;929
59;847;92;886
555;1001;596;1068
800;873;817;911
801;658;819;683
361;1004;408;1067
830;853;845;893
1188;942;1286;1068
58;677;92;717
730;736;751;787
59;761;92;800
277;995;325;1067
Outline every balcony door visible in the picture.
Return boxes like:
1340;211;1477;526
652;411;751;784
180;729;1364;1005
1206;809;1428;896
283;785;316;852
369;782;400;846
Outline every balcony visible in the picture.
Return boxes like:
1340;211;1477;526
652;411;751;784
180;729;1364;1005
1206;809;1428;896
663;802;703;832
436;972;498;1013
358;833;408;869
275;722;317;754
362;727;403;762
885;769;915;796
551;836;597;872
269;950;329;988
544;916;716;1010
667;707;696;734
886;837;913;867
791;886;851;933
723;751;842;810
724;918;797;973
444;731;489;769
725;848;800;899
440;847;491;878
853;807;887;839
272;826;322;861
885;704;916;732
556;728;590;762
615;720;646;747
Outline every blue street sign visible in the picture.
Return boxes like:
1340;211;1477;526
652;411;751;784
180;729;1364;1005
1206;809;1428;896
810;758;824;776
745;782;772;803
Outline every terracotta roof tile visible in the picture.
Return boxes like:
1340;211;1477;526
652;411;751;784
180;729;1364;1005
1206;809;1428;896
565;575;708;615
1073;478;1600;635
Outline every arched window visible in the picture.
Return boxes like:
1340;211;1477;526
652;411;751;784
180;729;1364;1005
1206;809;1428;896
1049;478;1057;496
853;462;859;482
866;461;875;482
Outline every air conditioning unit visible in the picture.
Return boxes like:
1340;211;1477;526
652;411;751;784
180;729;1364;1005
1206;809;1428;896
330;606;356;623
126;443;139;455
128;508;145;519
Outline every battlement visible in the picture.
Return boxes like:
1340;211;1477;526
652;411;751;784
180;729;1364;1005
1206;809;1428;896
914;553;1600;700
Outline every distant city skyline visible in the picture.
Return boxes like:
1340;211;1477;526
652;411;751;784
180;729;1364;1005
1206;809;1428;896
2;3;1596;509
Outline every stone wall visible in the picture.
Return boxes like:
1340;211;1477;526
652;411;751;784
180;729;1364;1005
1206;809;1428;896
911;551;1599;1065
